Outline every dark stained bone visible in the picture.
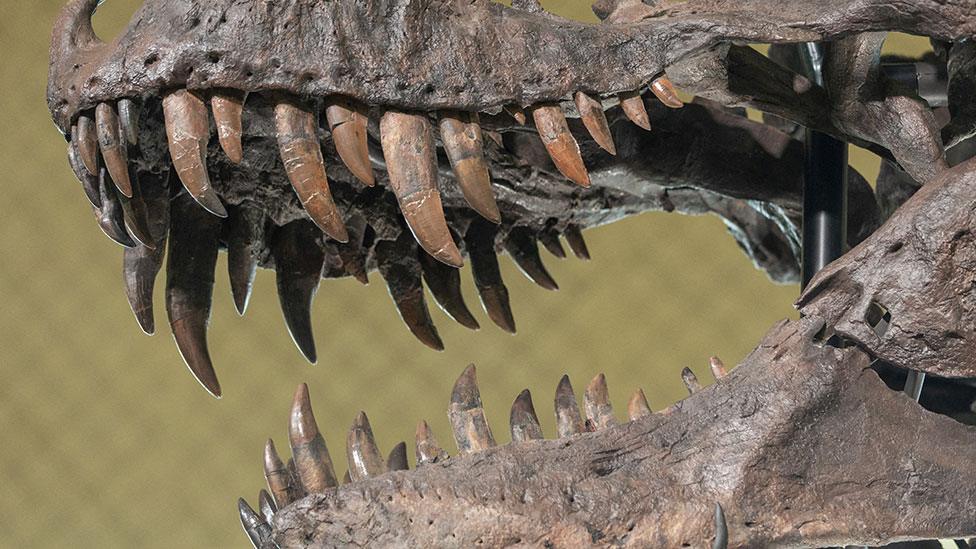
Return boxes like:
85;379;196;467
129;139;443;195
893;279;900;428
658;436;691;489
75;112;99;176
289;383;339;493
375;233;444;351
325;97;374;187
271;220;326;364
438;111;501;223
386;442;409;472
448;364;496;454
67;141;101;209
346;412;386;481
264;438;296;509
573;92;617;155
509;389;544;442
225;203;265;316
211;91;245;164
530;105;591;187
562;225;591;261
415;420;449;465
94;167;135;248
503;226;559;291
626;388;652;420
464;218;517;334
162;89;227;218
583;373;615;430
418;243;480;331
95;101;132;197
537;229;567;260
237;498;275;549
618;91;652;131
122;170;170;335
554;374;584;438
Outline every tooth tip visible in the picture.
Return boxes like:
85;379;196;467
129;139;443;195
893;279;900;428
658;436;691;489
170;316;221;397
290;383;318;442
451;364;480;407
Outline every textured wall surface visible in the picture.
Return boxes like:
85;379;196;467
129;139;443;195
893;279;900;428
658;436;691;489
0;1;929;546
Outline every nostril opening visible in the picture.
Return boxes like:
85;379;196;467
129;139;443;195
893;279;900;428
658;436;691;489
865;301;891;338
207;52;222;64
144;54;159;67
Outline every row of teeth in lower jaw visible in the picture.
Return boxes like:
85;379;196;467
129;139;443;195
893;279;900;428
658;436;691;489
238;361;730;549
67;75;683;269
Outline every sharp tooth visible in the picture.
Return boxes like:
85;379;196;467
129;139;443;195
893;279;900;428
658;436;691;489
504;105;527;125
448;365;496;454
96;102;133;198
117;99;140;147
554;374;584;437
419;245;480;331
530;105;590;187
627;389;652;421
275;100;348;242
264;438;296;509
681;367;703;394
380;110;463;268
713;503;729;549
651;76;685;109
122;170;171;335
584;373;615;430
237;498;273;549
618;91;652;131
272;220;325;364
439;111;501;223
336;215;370;285
563;225;591;260
165;191;222;398
325;97;375;187
162;89;228;217
67;141;101;208
211;92;245;164
415;420;449;465
376;236;444;351
226;204;265;315
386;441;409;471
504;227;558;291
95;167;136;248
257;489;277;524
346;411;387;481
465;219;516;334
76;112;100;176
116;167;156;249
574;92;617;155
538;229;567;259
709;356;728;379
510;389;543;442
289;383;339;493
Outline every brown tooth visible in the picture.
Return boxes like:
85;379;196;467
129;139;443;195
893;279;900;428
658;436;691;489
286;458;305;499
336;214;370;285
375;235;444;351
67;141;101;209
238;498;273;549
95;167;136;248
117;99;140;147
289;383;339;493
165;190;223;397
76;112;100;176
226;204;265;315
650;76;685;109
325;97;375;186
504;227;558;291
96;102;133;198
709;356;729;379
627;389;652;421
272;220;326;364
415;420;449;465
563;225;591;260
275;99;348;242
419;244;480;331
681;367;703;394
537;229;567;259
211;91;245;164
258;489;277;524
162;89;228;217
346;411;387;481
439;111;501;223
380;110;463;268
510;389;544;442
264;439;296;509
387;442;409;472
573;92;617;155
584;373;616;430
504;105;527;125
465;218;516;334
530;105;590;187
116;166;156;249
448;365;496;454
122;170;172;335
554;375;584;437
619;91;652;131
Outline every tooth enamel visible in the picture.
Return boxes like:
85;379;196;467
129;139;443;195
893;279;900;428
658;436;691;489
94;167;136;248
115;167;156;249
380;110;463;268
211;92;245;164
439;111;501;224
162;89;228;218
289;383;340;493
226;204;264;316
681;367;703;394
651;76;685;109
376;236;445;351
122;170;171;336
448;365;496;454
386;442;409;472
419;245;480;331
67;141;101;209
563;225;591;260
117;99;140;147
510;389;544;442
504;227;559;291
574;92;617;155
258;490;277;524
325;97;375;187
272;220;326;364
554;374;584;437
415;420;449;465
530;105;591;187
538;229;567;259
465;218;516;334
346;412;387;481
713;503;729;549
619;91;652;131
627;389;652;420
237;498;273;549
584;373;615;430
75;112;99;176
96;101;133;197
709;356;728;379
264;439;296;509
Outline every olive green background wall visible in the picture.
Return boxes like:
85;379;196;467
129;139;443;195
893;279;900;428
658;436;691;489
0;1;928;546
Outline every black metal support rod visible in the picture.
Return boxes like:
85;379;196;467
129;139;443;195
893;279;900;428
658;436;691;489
800;130;848;287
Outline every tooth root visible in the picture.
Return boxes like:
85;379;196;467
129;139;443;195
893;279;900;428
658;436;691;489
211;91;245;164
386;441;409;472
574;92;617;155
68;141;101;209
380;110;463;268
272;220;325;364
563;225;591;260
505;105;527;125
510;389;544;442
95;167;136;248
117;99;140;147
465;219;516;334
651;76;685;109
238;498;274;549
258;490;277;524
76;112;100;176
226;204;265;315
584;373;616;430
325;97;375;186
415;420;449;465
264;439;296;509
538;229;567;259
419;244;480;331
504;227;558;291
376;235;444;351
116;166;156;249
531;105;591;187
627;389;652;421
439;111;501;223
336;215;370;285
713;503;729;549
346;411;387;481
448;364;496;454
122;170;171;334
162;89;228;218
165;191;222;398
286;458;305;499
682;367;703;394
619;91;652;131
709;356;728;379
554;375;584;438
275;100;348;242
289;383;339;493
96;102;133;198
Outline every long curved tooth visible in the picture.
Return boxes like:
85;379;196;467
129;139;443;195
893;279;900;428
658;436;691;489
584;373;615;430
713;503;729;549
289;383;339;493
530;105;590;187
257;490;277;525
415;420;449;465
117;99;140;147
165;191;222;397
67;141;101;209
96;102;133;197
376;235;444;351
275;100;348;242
627;389;652;421
346;411;387;481
226;203;265;315
95;168;135;247
387;442;409;471
325;97;374;186
211;92;245;164
709;356;729;379
563;225;591;260
272;220;326;364
504;227;558;291
162;89;227;217
510;389;543;442
116;167;156;249
335;214;369;285
618;91;652;131
75;112;99;176
264;438;296;509
380;111;463;267
554;375;584;437
419;245;480;331
682;367;703;394
537;229;567;259
238;498;274;549
449;365;496;454
122;170;171;334
439;111;501;223
465;219;516;334
651;76;685;109
573;92;617;155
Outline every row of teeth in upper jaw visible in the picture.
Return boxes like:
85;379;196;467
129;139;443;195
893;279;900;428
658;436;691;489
66;75;684;268
238;359;729;549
